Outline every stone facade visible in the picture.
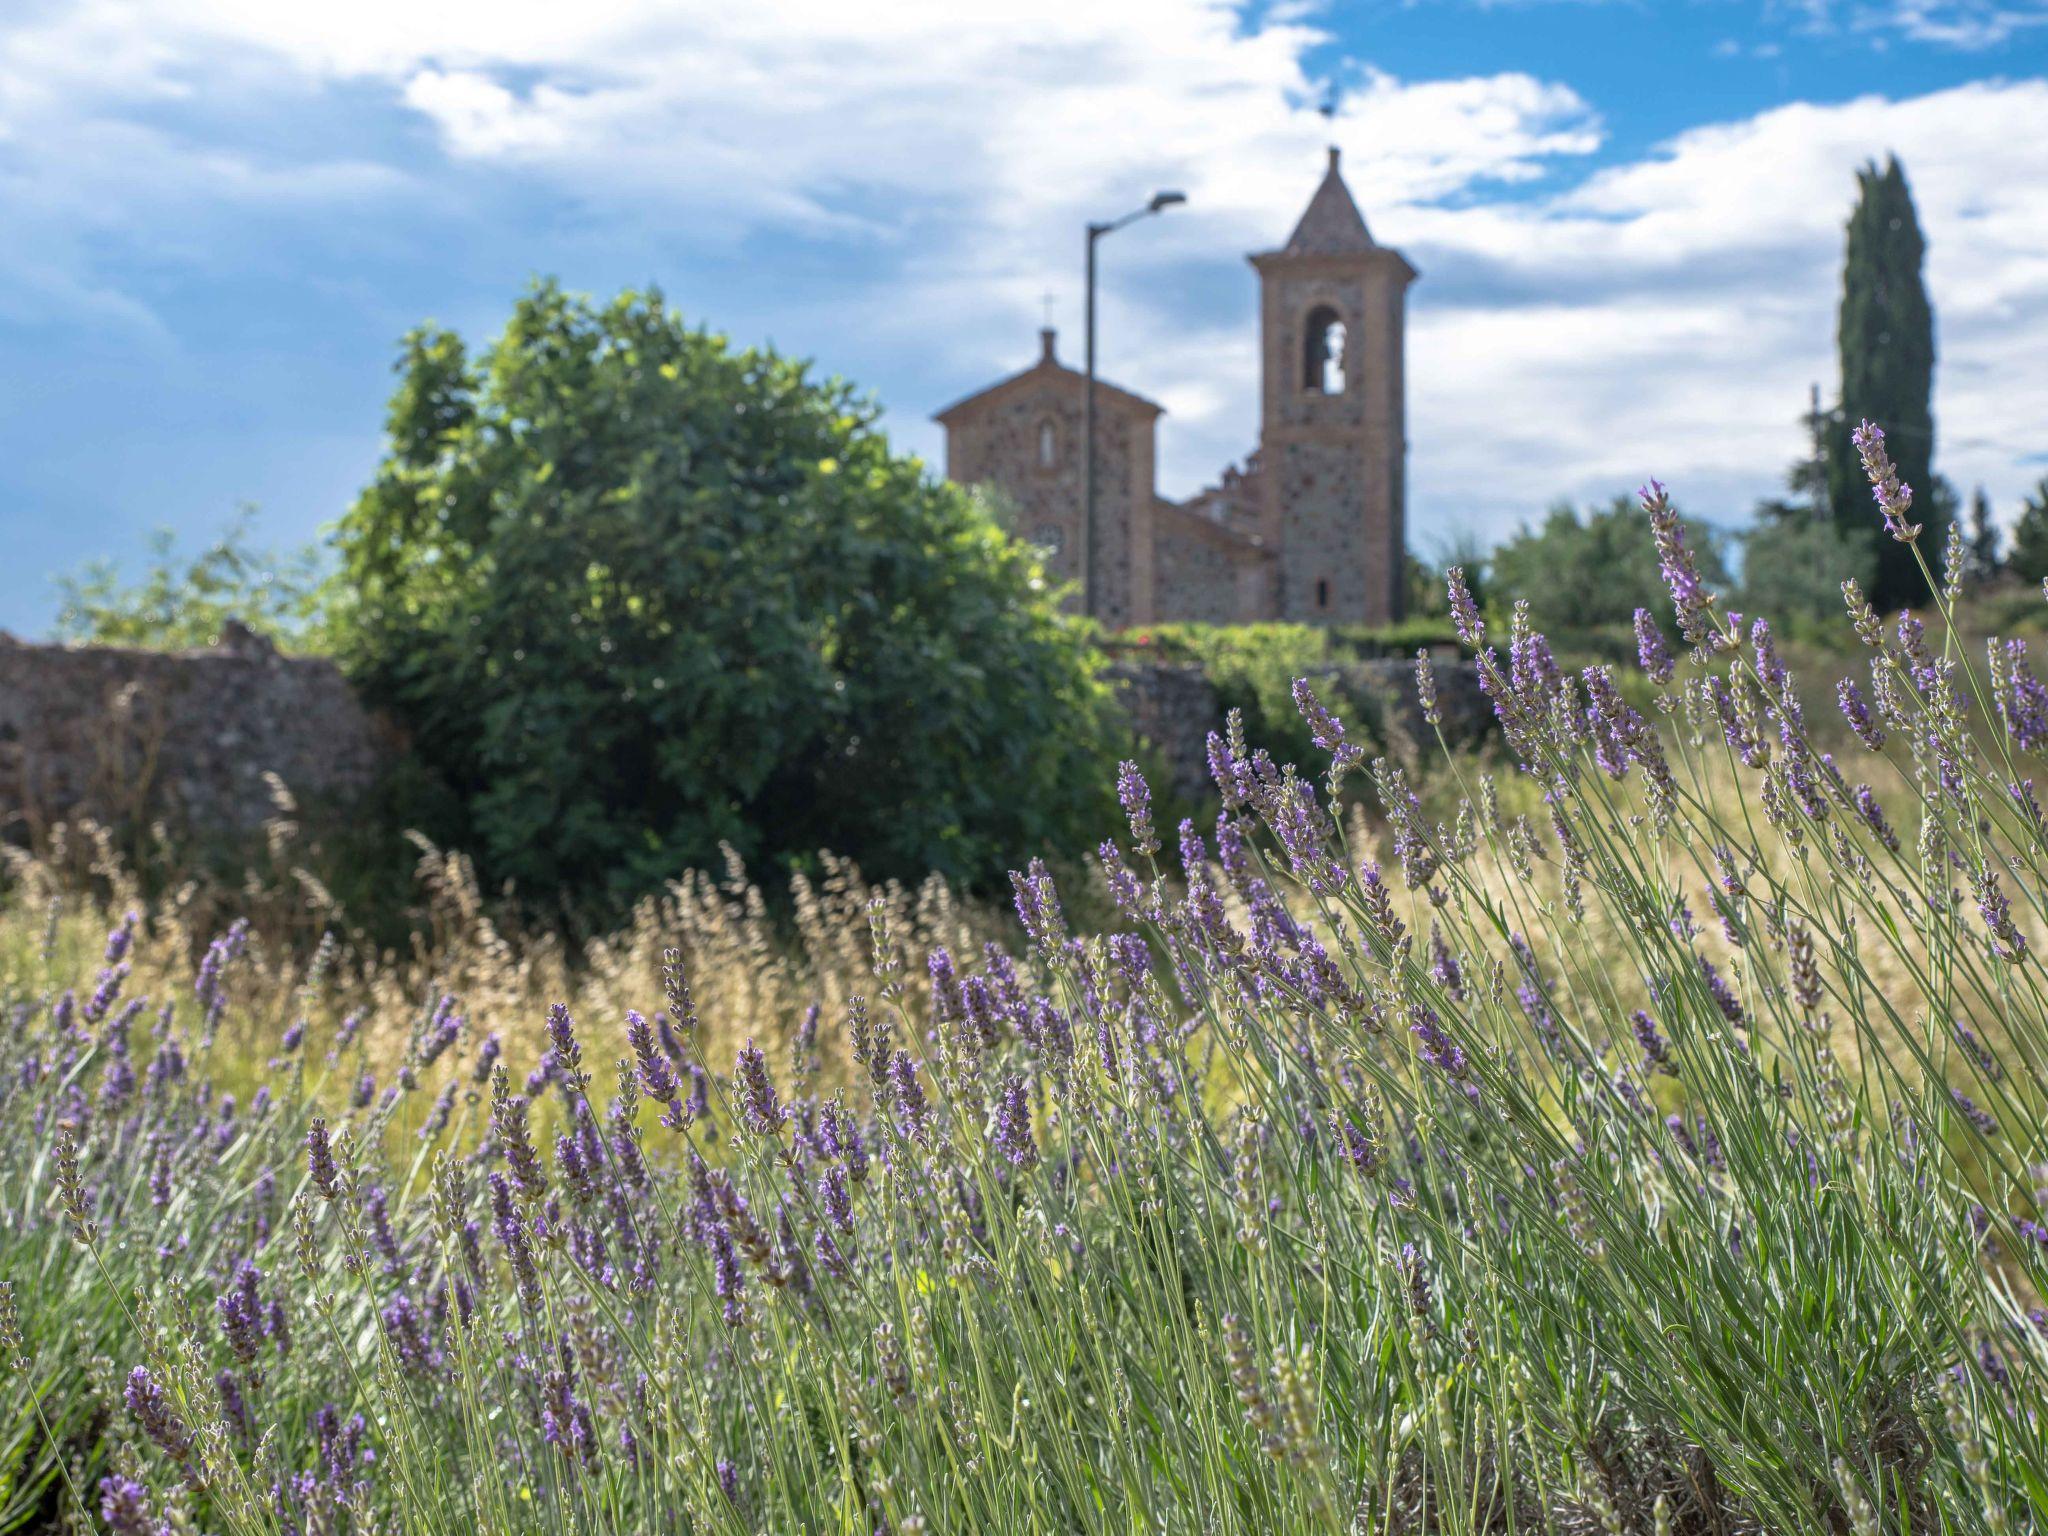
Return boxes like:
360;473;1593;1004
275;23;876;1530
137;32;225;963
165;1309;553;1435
937;148;1414;628
0;625;399;841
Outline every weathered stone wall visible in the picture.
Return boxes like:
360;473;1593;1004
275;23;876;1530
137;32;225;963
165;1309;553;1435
1150;506;1270;625
0;628;1483;851
0;625;400;841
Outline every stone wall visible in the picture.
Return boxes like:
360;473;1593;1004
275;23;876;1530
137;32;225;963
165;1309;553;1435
1108;653;1491;806
0;628;1486;850
0;624;400;842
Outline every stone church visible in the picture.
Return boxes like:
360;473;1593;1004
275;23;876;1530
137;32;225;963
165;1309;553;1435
935;149;1415;628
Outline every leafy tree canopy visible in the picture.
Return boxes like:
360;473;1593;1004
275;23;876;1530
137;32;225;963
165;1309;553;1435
329;281;1117;911
1487;496;1729;634
53;508;329;651
1737;515;1876;632
2008;479;2048;586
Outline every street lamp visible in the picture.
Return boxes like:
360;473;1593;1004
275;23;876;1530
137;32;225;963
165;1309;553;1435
1083;189;1186;620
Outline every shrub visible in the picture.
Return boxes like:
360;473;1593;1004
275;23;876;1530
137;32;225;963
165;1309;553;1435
329;282;1118;912
1489;494;1729;633
1737;513;1877;632
52;509;329;652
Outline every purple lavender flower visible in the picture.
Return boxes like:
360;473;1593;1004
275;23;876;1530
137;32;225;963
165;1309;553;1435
216;1261;265;1364
1445;567;1484;649
546;1003;588;1093
992;1073;1039;1168
1836;678;1884;750
1291;678;1365;775
887;1052;931;1144
1974;867;2029;963
1698;957;1744;1026
488;1172;544;1313
626;1011;686;1129
1427;925;1465;1001
1008;858;1068;952
216;1369;251;1440
98;1476;161;1536
709;1221;744;1325
124;1367;196;1466
306;1117;340;1199
103;912;138;966
1116;760;1160;855
2011;779;2045;827
493;1090;547;1199
1633;608;1674;685
1642;481;1724;649
1098;841;1143;918
1631;1010;1673;1074
470;1030;502;1085
1853;784;1901;852
734;1039;786;1135
83;964;129;1026
380;1294;440;1376
819;1164;854;1235
1850;420;1921;541
1409;1003;1478;1102
414;1079;455;1140
1399;1243;1432;1317
147;1133;172;1208
1994;639;2048;750
1951;1088;1998;1138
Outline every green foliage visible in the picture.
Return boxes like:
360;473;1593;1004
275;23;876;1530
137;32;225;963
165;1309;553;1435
1964;485;2002;586
2007;478;2048;585
52;508;329;651
328;281;1118;910
1738;514;1876;631
1488;495;1729;633
1827;156;1942;610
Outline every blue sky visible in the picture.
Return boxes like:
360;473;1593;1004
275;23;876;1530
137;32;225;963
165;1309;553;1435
2;0;2045;632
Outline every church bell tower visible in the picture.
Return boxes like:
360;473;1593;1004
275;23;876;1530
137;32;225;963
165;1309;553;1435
1249;147;1416;625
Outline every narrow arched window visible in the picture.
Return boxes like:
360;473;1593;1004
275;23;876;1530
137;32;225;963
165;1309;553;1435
1315;578;1331;610
1303;306;1346;395
1037;419;1058;469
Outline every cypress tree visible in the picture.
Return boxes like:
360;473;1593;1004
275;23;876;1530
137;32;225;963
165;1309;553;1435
1826;156;1940;610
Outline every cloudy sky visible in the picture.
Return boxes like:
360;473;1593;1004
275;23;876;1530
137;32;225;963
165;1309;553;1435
1;0;2045;630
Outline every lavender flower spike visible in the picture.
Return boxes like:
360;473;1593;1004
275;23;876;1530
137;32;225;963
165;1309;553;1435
1633;608;1674;685
1850;420;1922;542
1116;761;1160;856
1291;678;1365;774
1641;481;1724;649
1445;566;1484;649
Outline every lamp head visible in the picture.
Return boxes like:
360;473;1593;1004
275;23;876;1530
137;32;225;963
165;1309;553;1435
1148;190;1187;212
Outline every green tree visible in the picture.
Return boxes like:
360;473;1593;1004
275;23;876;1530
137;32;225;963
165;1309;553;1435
1963;485;2002;585
1738;515;1876;629
1488;496;1728;634
53;507;329;651
330;281;1117;910
2007;479;2048;585
1826;156;1940;610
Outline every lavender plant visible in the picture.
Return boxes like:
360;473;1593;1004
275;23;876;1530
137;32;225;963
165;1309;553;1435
3;427;2044;1533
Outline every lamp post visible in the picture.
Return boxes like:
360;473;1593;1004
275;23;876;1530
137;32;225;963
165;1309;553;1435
1083;189;1185;620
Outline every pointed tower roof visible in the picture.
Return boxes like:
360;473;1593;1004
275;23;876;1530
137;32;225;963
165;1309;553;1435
1282;147;1374;256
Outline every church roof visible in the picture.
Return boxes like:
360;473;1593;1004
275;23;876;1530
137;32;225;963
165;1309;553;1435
1279;146;1375;257
932;328;1164;425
